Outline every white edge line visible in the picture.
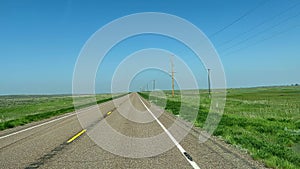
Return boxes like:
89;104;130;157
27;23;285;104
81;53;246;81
138;96;201;169
0;99;115;140
0;113;75;140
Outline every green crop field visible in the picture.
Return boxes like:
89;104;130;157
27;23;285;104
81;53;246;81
139;86;300;169
0;94;122;130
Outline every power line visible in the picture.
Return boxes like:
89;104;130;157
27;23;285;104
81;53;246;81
221;10;300;54
223;24;300;56
209;0;270;38
217;1;300;48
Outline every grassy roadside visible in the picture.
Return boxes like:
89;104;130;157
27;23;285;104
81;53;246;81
139;86;300;169
0;93;127;131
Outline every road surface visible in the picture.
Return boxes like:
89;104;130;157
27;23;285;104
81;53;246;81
0;93;266;169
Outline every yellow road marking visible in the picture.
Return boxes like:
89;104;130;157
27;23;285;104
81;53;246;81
67;112;112;144
67;129;86;143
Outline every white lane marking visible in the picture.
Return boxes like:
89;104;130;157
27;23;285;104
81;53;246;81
0;98;123;140
138;96;201;169
0;113;75;140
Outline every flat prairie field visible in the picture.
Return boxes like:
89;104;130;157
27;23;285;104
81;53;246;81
0;94;116;130
140;86;300;169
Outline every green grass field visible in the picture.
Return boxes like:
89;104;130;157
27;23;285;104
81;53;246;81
139;86;300;169
0;94;120;130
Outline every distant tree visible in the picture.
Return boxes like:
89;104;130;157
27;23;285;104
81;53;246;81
295;83;299;86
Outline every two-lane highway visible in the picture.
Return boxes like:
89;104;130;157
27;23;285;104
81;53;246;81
0;93;266;169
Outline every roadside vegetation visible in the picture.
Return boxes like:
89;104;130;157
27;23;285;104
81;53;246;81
139;86;300;169
0;94;123;130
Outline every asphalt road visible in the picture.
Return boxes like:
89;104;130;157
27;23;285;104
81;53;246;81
0;93;266;169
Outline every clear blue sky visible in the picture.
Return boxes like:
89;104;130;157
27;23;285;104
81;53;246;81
1;0;299;94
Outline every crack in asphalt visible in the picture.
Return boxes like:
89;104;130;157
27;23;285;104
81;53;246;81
25;142;69;169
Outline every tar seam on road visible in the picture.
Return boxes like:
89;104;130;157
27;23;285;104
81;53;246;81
24;142;69;169
138;96;201;169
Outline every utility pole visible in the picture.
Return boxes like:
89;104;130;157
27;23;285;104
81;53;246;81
147;83;149;91
207;68;211;97
153;80;156;91
170;56;175;97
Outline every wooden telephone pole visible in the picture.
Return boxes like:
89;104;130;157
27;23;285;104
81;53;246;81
207;68;211;97
170;56;175;97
